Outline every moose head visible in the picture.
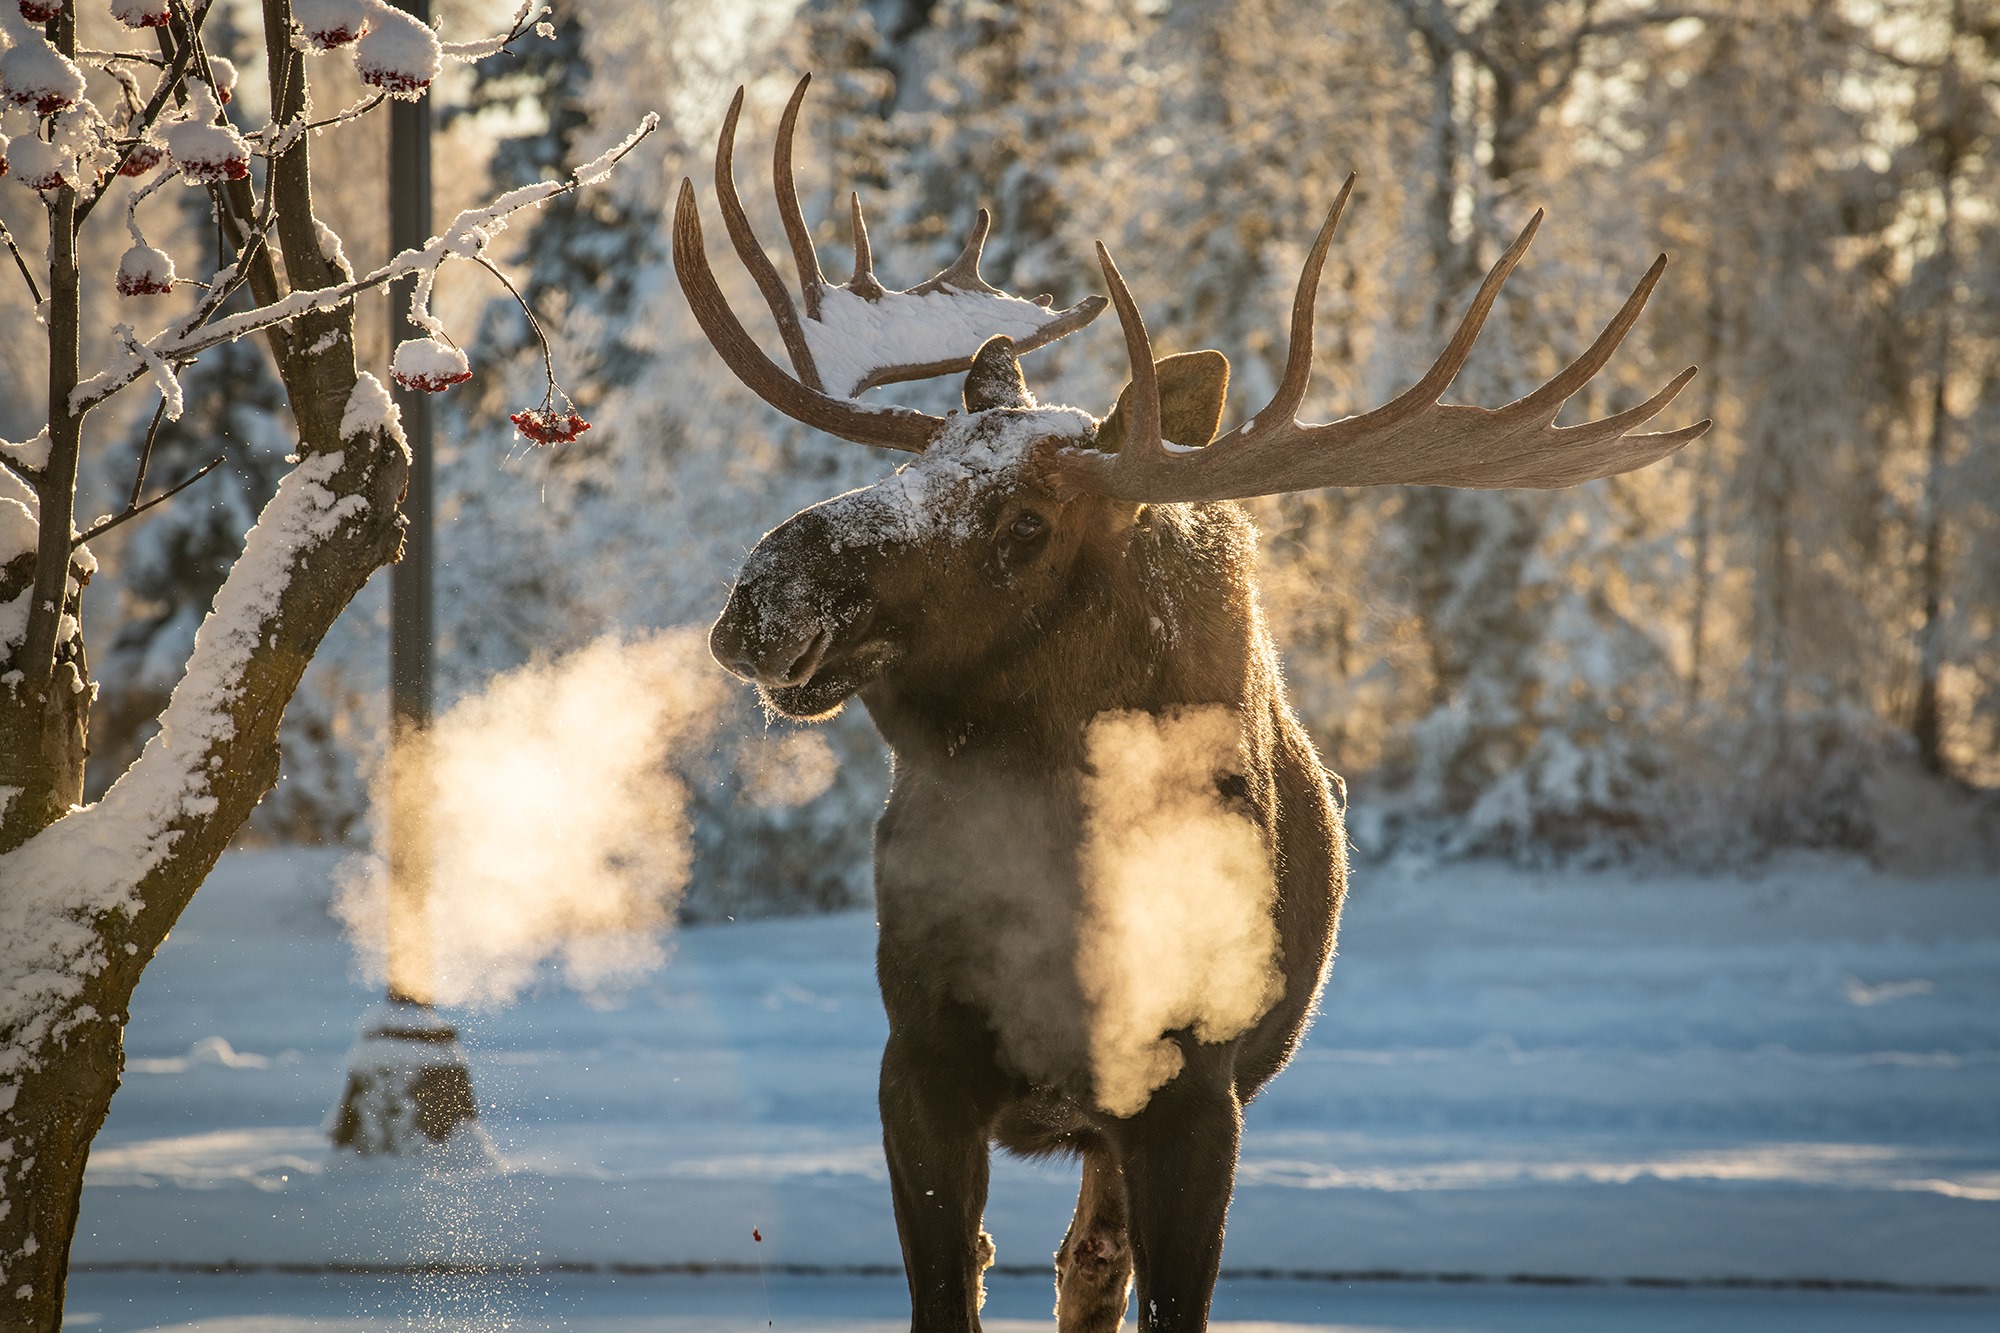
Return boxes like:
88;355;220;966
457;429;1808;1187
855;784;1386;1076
687;79;1706;729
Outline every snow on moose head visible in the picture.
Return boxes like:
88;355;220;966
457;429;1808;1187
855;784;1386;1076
689;78;1708;726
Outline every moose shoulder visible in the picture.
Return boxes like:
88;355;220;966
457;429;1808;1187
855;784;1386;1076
680;76;1707;1333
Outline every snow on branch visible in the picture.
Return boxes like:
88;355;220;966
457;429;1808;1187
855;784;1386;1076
69;115;660;417
0;432;393;1073
438;2;550;62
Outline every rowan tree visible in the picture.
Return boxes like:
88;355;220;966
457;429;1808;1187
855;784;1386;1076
0;4;650;1328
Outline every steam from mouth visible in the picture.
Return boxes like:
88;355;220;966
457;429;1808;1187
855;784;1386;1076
334;630;726;1008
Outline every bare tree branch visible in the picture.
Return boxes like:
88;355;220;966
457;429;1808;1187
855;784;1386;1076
128;396;172;507
75;456;226;548
0;215;44;307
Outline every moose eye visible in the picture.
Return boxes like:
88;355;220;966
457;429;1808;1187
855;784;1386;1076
1008;512;1047;542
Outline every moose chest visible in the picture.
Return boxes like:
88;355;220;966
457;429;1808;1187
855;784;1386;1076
867;710;1285;1108
871;757;1099;1089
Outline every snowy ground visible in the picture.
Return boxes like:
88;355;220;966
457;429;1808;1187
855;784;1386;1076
69;847;2000;1330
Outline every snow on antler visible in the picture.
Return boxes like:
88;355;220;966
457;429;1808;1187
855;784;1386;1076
700;77;1105;403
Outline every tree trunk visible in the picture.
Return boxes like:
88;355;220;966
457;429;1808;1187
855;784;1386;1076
0;7;408;1326
0;5;87;855
0;424;406;1333
1911;85;1962;778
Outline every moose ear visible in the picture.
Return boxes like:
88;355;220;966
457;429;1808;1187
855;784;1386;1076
1096;349;1230;454
963;335;1037;412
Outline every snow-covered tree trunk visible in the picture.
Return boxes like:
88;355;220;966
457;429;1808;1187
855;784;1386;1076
0;4;650;1326
0;9;405;1326
0;425;406;1332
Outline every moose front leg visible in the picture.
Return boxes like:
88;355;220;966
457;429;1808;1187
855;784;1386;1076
880;1033;999;1332
1110;1042;1242;1333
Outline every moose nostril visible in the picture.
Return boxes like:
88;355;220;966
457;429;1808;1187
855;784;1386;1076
769;626;831;688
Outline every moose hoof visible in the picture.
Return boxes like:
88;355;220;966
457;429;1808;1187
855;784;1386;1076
1055;1225;1132;1333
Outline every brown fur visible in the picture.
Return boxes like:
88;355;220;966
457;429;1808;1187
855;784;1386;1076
709;346;1347;1332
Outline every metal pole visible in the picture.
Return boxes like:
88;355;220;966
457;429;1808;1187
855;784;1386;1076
331;0;480;1155
385;0;436;1009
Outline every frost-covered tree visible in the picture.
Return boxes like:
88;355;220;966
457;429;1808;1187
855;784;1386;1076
0;4;653;1327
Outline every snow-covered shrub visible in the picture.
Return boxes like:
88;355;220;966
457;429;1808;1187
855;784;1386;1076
0;31;84;113
162;82;250;182
8;135;73;190
116;138;164;176
293;0;368;51
108;0;170;30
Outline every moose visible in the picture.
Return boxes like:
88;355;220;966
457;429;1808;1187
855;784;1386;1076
678;77;1706;1333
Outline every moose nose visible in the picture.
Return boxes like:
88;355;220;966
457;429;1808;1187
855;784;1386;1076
711;621;831;689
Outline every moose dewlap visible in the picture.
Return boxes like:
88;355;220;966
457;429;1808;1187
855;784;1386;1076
1079;707;1280;1118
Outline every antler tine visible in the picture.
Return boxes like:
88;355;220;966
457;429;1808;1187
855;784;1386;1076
1392;209;1543;416
673;177;944;452
684;76;1106;411
1096;242;1164;463
774;75;828;320
849;193;886;299
1053;190;1708;503
925;210;1003;295
1508;253;1666;420
1456;368;1706;488
1265;174;1358;425
715;85;823;391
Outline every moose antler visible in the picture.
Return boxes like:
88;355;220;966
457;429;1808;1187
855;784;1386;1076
674;76;1107;451
1056;175;1711;501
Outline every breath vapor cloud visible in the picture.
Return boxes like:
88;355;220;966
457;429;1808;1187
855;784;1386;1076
336;630;725;1007
1077;706;1282;1116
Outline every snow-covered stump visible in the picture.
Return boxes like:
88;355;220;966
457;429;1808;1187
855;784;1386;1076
327;1000;490;1161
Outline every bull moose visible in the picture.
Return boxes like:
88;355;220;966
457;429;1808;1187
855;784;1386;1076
678;77;1706;1333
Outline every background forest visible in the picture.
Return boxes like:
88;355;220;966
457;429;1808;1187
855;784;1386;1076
8;0;1995;915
